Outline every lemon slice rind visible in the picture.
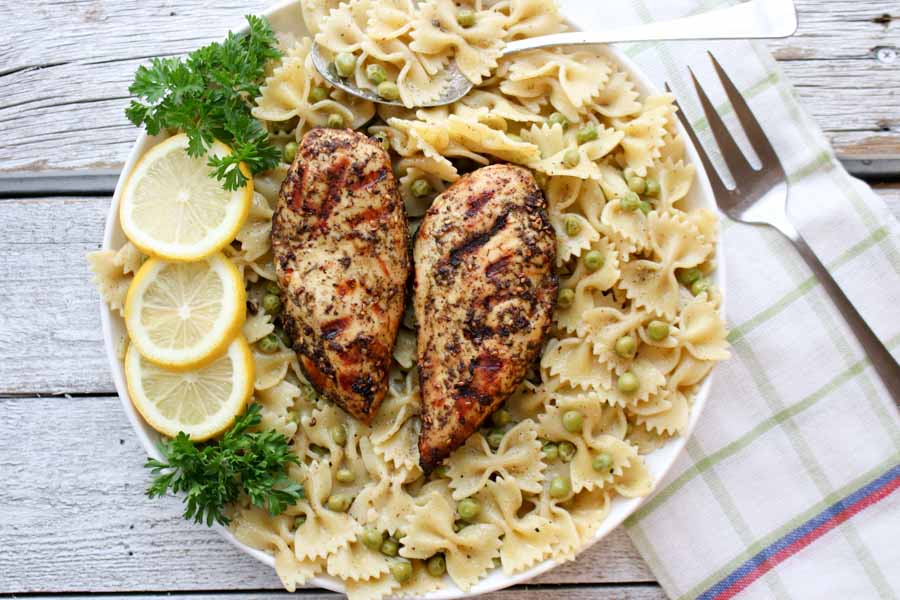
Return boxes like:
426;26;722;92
125;253;246;371
125;335;254;441
119;134;252;262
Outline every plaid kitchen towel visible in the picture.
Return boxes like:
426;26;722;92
558;1;900;598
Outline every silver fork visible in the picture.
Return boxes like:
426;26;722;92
669;53;900;402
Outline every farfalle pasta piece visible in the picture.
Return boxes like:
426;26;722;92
87;243;144;316
293;462;362;561
625;421;672;454
391;328;417;369
345;573;401;600
541;336;611;391
352;439;417;535
236;192;274;263
555;239;621;334
494;0;565;40
532;489;582;560
501;49;611;119
647;159;695;213
506;380;553;420
300;0;343;35
477;478;556;574
399;491;503;590
618;212;713;319
522;123;602;179
253;164;289;205
231;506;323;592
410;0;507;85
612;452;653;497
581;303;646;377
253;38;317;123
243;309;274;344
634;388;689;435
590;69;642;118
446;420;545;500
601;197;652;251
255;380;300;439
459;89;545;123
394;560;445;597
550;211;600;264
252;348;297;390
563;486;611;543
326;540;392;582
444;114;541;164
549;386;628;439
678;295;731;361
369;368;420;470
613;103;670;176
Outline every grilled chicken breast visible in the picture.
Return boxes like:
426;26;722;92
272;128;409;424
414;164;557;469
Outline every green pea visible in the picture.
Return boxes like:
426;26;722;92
330;424;347;446
558;441;576;462
294;514;307;528
426;554;447;577
548;112;568;129
583;250;605;272
327;113;344;128
262;293;281;315
562;148;581;168
492;408;511;427
457;497;481;521
638;200;652;215
326;493;353;512
434;465;450;478
487;430;504;450
366;63;387;85
549;475;571;498
456;8;476;27
677;267;703;286
592;452;612;472
647;320;669;341
691;277;711;296
282;141;298;163
361;528;384;550
391;559;413;583
274;327;291;348
381;538;400;556
617;371;639;393
336;468;355;483
410;178;433;198
372;131;390;151
614;335;636;359
562;410;584;433
627;175;647;194
309;86;329;103
257;334;280;354
265;281;281;295
541;441;559;462
620;191;641;211
576;124;599;144
557;288;575;309
645;177;660;197
334;52;356;78
564;215;582;237
377;81;401;100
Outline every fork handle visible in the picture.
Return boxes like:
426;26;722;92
777;220;900;402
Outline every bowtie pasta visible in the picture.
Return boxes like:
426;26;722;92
88;0;730;596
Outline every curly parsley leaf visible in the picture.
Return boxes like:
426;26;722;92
145;404;303;526
126;15;282;191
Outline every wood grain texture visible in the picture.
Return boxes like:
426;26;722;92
0;0;897;175
1;189;898;396
0;394;654;592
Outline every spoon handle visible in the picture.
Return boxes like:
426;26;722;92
502;0;797;56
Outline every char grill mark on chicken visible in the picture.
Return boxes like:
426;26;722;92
272;128;409;424
414;164;557;469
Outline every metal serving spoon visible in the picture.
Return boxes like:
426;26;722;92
311;0;797;108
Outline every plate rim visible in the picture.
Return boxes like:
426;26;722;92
100;1;726;596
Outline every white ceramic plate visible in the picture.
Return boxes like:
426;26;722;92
101;1;725;597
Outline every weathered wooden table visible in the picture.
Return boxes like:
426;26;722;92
1;1;897;599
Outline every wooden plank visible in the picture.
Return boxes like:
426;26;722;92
0;394;655;592
2;188;898;396
0;0;897;175
0;590;667;600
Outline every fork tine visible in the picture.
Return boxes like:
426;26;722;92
707;52;784;174
687;67;757;185
666;83;732;199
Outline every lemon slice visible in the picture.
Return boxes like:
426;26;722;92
119;134;252;261
125;253;246;370
126;336;254;440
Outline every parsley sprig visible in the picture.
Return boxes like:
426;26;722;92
126;15;282;190
145;404;303;526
